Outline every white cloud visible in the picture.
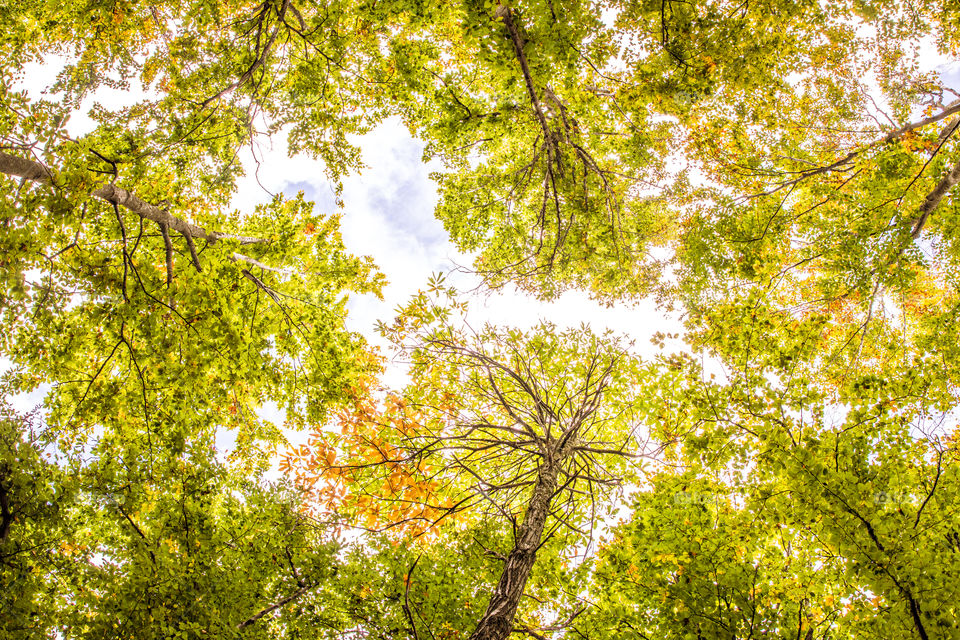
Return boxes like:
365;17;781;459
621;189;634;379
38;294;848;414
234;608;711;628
234;117;679;367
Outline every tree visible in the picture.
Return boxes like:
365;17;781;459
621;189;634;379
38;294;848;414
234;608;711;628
0;401;75;639
2;2;388;635
313;522;515;640
663;0;960;389
579;473;848;639
0;141;383;633
585;318;960;640
0;390;358;639
6;0;957;307
381;0;959;302
288;286;656;639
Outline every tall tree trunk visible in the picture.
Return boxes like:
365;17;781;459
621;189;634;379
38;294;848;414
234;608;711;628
469;464;559;640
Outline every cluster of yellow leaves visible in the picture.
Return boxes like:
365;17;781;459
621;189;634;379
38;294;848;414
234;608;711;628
772;263;955;392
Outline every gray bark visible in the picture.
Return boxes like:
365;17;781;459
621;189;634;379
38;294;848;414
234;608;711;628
0;150;264;245
911;158;960;238
469;464;559;640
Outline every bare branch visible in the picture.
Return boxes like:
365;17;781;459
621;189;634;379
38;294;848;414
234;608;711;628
402;555;423;640
231;252;294;275
237;582;316;630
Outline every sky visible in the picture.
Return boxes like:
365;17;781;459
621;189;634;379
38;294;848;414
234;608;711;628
224;116;676;452
228;116;676;382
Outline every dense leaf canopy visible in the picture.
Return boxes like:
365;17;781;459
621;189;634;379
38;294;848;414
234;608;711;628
2;0;960;638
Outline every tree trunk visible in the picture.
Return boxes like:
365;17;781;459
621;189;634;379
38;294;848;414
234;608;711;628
469;464;559;640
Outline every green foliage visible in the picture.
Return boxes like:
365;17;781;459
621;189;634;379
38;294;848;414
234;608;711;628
0;403;75;639
604;337;960;639
0;395;346;640
328;524;508;639
581;473;847;640
3;0;960;638
2;2;388;635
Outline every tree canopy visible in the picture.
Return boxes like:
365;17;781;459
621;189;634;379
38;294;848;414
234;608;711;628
2;0;960;638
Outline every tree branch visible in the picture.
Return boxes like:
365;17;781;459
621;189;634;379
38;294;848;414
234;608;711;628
914;448;943;528
495;6;553;153
403;554;423;640
231;252;294;275
160;223;175;286
202;0;289;107
746;101;960;199
883;100;960;144
237;582;315;630
0;151;268;247
910;158;960;239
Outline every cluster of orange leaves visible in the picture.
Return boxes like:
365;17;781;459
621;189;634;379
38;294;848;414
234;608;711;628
899;130;940;154
281;376;456;537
